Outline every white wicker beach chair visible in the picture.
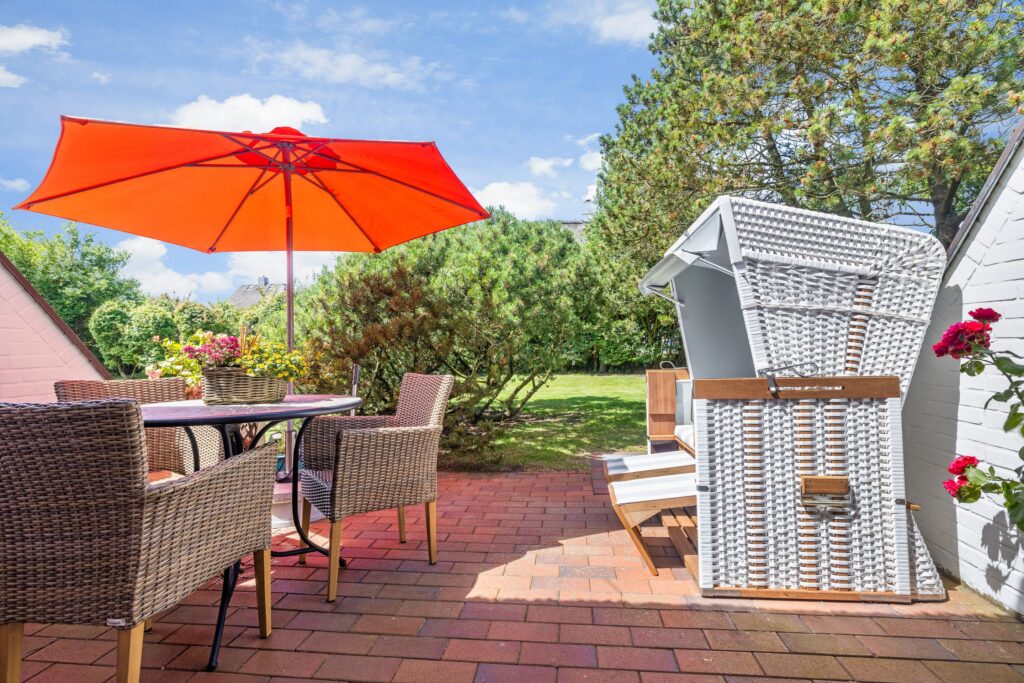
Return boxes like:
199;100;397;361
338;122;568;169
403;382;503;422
630;197;947;602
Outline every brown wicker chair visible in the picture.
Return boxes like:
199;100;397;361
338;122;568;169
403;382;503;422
55;378;224;476
300;373;454;601
0;400;277;683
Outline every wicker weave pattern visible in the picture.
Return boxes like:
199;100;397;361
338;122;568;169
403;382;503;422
0;400;276;626
694;394;943;596
728;198;945;394
301;373;454;522
54;378;223;474
202;367;287;405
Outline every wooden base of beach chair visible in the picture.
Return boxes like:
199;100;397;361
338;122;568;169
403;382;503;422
662;507;700;581
608;474;697;577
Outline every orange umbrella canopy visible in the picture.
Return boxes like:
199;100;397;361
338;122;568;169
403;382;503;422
16;116;489;254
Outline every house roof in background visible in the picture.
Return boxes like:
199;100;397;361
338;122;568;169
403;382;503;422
0;250;111;379
228;281;286;309
947;119;1024;262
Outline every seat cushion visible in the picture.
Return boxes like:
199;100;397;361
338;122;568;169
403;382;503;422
147;469;184;485
673;424;694;450
609;472;697;506
604;451;695;478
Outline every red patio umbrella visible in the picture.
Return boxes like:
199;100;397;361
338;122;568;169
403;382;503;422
16;115;490;354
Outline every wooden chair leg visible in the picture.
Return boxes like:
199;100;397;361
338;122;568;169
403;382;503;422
143;619;153;632
425;500;438;565
254;548;272;638
116;623;145;683
298;497;312;565
1;622;22;683
397;505;407;543
611;503;659;576
326;520;342;602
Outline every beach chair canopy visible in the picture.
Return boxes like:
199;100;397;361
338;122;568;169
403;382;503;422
639;197;946;394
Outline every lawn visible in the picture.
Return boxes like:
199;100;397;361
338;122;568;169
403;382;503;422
478;373;647;471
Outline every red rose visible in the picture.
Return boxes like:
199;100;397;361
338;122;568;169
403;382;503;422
934;320;992;358
969;307;1001;323
947;455;979;476
943;478;968;497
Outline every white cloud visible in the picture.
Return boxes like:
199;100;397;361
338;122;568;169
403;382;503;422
226;252;338;286
262;41;436;90
118;236;338;298
474;181;556;220
582;183;597;202
119;237;234;297
317;7;397;34
548;1;656;47
170;94;328;132
0;24;68;54
575;132;601;148
526;156;573;178
0;65;25;88
0;177;29;192
90;71;111;84
501;7;530;23
579;150;603;172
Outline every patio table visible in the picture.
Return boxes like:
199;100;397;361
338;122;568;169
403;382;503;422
141;393;362;670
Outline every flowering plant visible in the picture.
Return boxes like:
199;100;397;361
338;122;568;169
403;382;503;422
146;328;305;383
935;308;1024;529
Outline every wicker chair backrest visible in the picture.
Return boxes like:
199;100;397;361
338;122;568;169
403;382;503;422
0;400;148;624
54;377;187;403
395;373;455;427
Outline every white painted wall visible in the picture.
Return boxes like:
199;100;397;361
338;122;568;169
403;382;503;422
903;139;1024;613
0;260;106;401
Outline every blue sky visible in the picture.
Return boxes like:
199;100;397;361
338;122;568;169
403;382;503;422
0;1;657;299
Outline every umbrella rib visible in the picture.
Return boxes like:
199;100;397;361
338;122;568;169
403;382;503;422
306;149;488;217
19;147;273;208
294;168;382;253
206;149;281;253
221;134;282;165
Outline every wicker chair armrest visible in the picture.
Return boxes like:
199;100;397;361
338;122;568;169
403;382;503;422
133;443;277;621
302;415;398;471
333;425;443;515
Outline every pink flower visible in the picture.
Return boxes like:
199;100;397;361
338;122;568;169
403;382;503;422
943;477;968;497
969;307;1001;323
146;367;163;379
947;455;979;476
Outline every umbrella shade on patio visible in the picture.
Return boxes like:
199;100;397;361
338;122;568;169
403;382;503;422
15;116;489;351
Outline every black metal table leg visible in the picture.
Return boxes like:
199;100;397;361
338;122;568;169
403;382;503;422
206;560;240;671
270;417;344;566
182;425;201;472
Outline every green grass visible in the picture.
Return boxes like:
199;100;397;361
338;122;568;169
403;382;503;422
477;373;647;471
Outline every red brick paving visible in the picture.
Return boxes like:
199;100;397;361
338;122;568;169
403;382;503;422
17;470;1024;681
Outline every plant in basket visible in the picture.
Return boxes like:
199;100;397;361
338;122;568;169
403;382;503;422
934;308;1024;530
147;328;305;404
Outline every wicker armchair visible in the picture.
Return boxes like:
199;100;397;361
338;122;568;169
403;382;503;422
0;400;277;683
300;373;454;601
55;378;223;475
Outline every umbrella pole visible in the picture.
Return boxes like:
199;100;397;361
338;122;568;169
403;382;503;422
283;146;296;478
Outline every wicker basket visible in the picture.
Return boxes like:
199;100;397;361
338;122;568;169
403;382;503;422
201;367;286;405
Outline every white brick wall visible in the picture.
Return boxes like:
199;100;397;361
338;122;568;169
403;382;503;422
0;261;106;401
904;140;1024;614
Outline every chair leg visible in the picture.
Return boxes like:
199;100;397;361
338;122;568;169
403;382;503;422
611;503;659;576
425;500;438;565
254;548;272;638
327;520;342;602
397;505;407;543
298;497;312;565
1;622;22;683
143;619;153;632
116;623;145;683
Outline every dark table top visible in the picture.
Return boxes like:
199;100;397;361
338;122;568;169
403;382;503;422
140;394;363;427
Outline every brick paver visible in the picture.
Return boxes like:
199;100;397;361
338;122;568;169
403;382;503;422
18;469;1024;682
